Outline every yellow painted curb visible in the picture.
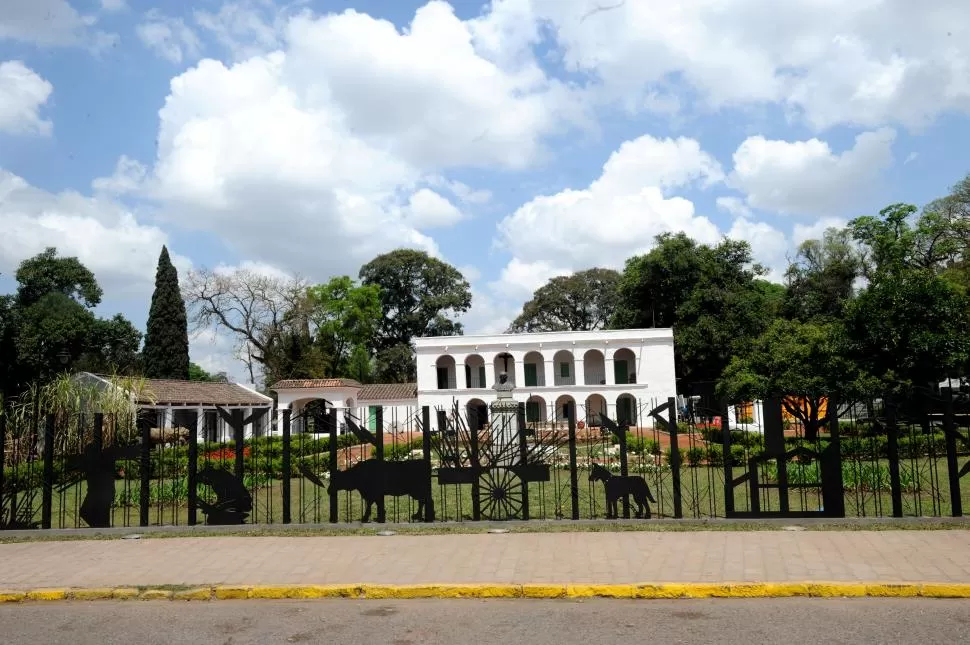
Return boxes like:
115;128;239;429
25;588;67;601
9;582;970;601
173;588;213;601
214;585;253;600
69;588;115;601
0;590;26;603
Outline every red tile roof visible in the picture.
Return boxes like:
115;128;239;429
358;383;417;401
270;378;362;390
139;379;270;406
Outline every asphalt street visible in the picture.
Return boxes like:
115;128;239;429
1;598;968;644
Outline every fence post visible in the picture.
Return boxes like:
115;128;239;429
667;397;683;519
187;410;198;526
41;415;55;529
470;407;481;521
720;400;734;516
139;411;151;527
232;409;245;482
822;399;845;517
886;401;903;518
618;420;630;520
328;407;338;523
944;394;962;517
421;406;434;522
567;408;579;520
0;414;6;521
517;403;530;521
375;406;385;523
282;409;291;524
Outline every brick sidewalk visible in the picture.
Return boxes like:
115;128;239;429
1;531;969;590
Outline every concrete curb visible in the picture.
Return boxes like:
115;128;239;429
2;583;970;602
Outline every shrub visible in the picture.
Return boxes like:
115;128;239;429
664;447;684;464
685;447;705;466
705;445;724;467
626;435;660;456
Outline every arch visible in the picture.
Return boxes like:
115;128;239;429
466;398;488;430
584;394;607;428
464;354;487;388
555;394;576;423
616;393;638;426
523;351;545;387
552;349;575;386
291;397;334;435
583;349;606;385
525;395;548;423
493;352;516;387
435;355;457;390
612;348;637;385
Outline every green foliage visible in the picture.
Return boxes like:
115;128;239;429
188;362;219;382
374;342;417;384
508;268;620;333
143;246;190;380
15;247;102;309
307;276;381;380
613;233;774;384
359;249;472;350
783;227;862;322
626;435;660;456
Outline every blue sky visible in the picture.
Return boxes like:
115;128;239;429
2;0;970;381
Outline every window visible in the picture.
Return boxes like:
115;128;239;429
526;401;541;422
614;359;628;385
479;366;486;388
437;366;449;390
560;362;570;378
368;406;378;431
524;363;538;387
465;364;471;388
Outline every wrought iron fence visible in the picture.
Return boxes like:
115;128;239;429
3;389;969;529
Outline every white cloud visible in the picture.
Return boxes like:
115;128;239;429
510;0;970;130
101;0;126;11
137;10;202;64
0;61;53;136
496;134;723;274
405;189;464;228
0;169;185;298
726;216;790;282
194;0;284;61
92;155;148;195
716;196;752;218
730;128;896;217
137;2;585;280
793;217;849;247
0;0;89;46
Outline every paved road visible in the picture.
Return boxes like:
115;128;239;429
3;531;970;589
1;599;968;644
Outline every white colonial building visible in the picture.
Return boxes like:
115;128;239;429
415;328;677;428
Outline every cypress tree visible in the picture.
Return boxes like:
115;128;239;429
143;246;190;379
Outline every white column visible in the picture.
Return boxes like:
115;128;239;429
605;355;615;385
542;359;554;389
196;406;204;442
574;358;584;387
513;354;525;388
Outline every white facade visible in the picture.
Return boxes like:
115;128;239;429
414;328;676;427
273;380;419;436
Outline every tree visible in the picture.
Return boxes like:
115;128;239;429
188;362;218;382
77;315;143;376
508;268;620;333
373;343;416;384
15;247;102;309
359;249;472;349
718;319;873;440
143;246;190;380
613;233;776;385
844;269;970;392
306;276;381;378
182;267;310;384
782;228;861;322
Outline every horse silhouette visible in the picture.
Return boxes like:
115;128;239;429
589;463;656;519
323;459;433;522
197;465;252;524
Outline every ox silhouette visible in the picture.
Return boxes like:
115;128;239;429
319;459;433;523
197;465;252;524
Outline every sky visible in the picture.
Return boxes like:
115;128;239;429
2;0;970;383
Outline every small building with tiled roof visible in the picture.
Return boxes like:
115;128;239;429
271;378;420;436
76;372;273;442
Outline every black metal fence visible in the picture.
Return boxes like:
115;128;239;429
3;390;969;529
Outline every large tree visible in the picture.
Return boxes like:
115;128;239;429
718;319;874;440
508;268;620;333
182;266;310;383
359;249;472;347
613;233;776;386
143;246;190;379
359;249;471;383
306;276;381;378
782;227;862;322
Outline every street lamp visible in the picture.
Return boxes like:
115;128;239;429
57;349;70;366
